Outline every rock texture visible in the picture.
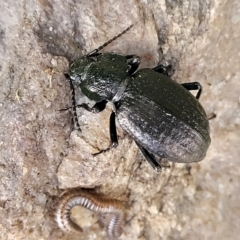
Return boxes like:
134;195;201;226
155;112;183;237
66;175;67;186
0;0;240;239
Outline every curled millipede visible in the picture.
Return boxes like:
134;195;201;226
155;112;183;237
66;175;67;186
55;189;125;238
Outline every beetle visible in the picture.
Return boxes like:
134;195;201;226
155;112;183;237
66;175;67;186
62;25;211;172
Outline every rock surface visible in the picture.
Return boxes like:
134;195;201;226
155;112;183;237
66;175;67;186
0;0;240;239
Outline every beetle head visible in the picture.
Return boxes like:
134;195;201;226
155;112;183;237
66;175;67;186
68;55;96;85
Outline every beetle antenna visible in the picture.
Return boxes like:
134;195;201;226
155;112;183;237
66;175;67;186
87;24;133;56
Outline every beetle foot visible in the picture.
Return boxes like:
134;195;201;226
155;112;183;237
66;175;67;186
56;106;71;112
92;148;112;156
92;143;118;156
74;125;82;132
158;159;171;169
153;164;162;172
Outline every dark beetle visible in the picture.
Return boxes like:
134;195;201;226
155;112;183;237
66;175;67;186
63;25;211;172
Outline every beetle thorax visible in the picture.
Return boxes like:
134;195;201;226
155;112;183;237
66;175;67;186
79;66;127;102
69;53;132;102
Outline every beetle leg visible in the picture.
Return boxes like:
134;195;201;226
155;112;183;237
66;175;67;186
152;65;172;77
126;55;141;75
92;111;118;156
75;100;108;113
135;142;162;172
59;74;108;130
58;100;107;113
181;82;202;100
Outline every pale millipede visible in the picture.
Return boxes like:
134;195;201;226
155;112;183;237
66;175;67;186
55;188;125;238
